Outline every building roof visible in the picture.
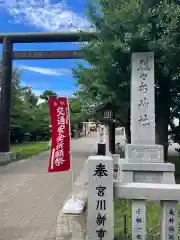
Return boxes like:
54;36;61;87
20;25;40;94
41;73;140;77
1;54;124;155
95;102;113;113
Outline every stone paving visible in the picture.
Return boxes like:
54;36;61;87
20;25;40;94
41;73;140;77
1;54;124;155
0;135;96;240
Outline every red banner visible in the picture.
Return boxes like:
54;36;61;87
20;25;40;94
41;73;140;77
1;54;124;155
48;97;71;172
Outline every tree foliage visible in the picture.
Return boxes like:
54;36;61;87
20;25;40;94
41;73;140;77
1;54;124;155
0;68;87;143
69;97;89;129
74;0;180;156
10;84;50;143
40;90;58;102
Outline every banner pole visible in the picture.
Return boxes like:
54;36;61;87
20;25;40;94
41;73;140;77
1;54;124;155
62;97;86;214
67;97;76;200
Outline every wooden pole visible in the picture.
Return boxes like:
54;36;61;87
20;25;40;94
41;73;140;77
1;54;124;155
0;37;13;152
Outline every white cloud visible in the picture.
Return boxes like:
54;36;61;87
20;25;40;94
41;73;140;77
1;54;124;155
33;89;43;97
37;98;45;105
56;90;75;97
32;88;75;104
33;88;75;97
1;0;95;32
19;65;72;76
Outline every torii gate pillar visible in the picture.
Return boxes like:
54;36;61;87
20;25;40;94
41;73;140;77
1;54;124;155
0;37;13;152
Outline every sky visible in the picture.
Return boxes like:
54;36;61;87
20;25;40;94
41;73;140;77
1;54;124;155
0;0;93;97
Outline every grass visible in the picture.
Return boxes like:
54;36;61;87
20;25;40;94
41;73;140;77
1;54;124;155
114;155;180;239
114;200;180;239
0;141;49;166
11;141;49;159
114;200;170;239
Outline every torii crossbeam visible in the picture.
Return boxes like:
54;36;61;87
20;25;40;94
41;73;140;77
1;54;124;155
0;32;96;153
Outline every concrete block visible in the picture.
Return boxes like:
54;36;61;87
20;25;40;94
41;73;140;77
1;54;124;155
126;144;164;163
121;162;175;172
0;151;16;163
114;182;180;201
120;162;175;184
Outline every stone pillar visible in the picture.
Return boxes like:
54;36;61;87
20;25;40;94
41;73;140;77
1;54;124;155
160;201;178;240
97;125;106;155
108;123;112;152
0;37;13;153
82;123;86;136
86;123;88;136
88;155;114;240
105;125;109;155
121;52;175;184
111;121;116;154
132;200;146;240
108;122;115;154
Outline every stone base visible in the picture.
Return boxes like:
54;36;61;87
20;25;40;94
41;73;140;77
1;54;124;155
112;154;126;181
97;143;106;155
120;162;175;184
0;152;16;163
112;154;126;165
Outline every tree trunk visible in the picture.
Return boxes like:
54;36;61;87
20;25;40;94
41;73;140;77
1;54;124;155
155;78;171;162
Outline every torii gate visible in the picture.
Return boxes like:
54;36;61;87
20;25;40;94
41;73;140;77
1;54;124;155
0;32;96;154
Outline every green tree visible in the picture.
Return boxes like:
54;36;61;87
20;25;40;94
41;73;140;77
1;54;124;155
21;87;38;107
69;97;89;130
29;102;50;141
40;90;57;102
20;88;43;142
10;68;28;143
10;73;50;143
74;0;180;159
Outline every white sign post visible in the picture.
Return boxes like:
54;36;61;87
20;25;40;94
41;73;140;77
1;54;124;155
88;155;114;240
132;200;146;240
161;201;178;240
